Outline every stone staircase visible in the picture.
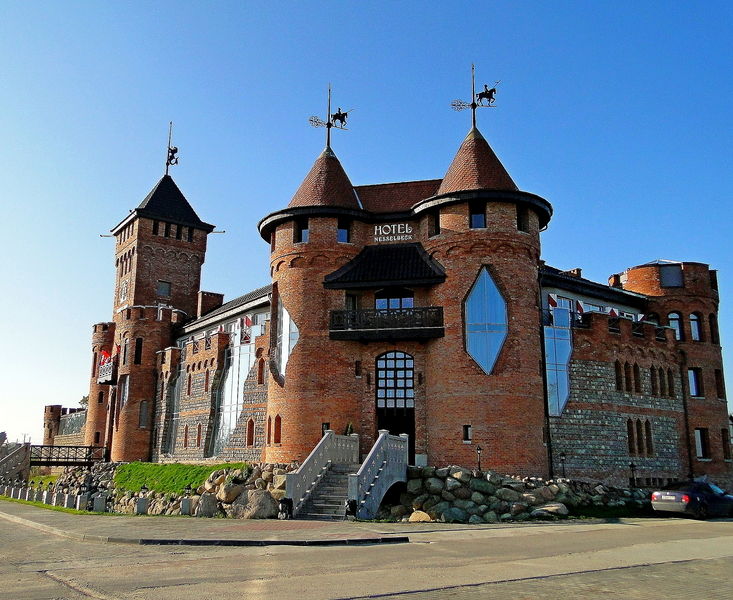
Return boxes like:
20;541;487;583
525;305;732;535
297;463;360;520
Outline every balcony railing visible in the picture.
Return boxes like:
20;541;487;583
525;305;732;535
329;307;444;341
97;358;116;384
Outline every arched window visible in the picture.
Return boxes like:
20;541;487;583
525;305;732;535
139;401;149;429
635;420;644;455
273;415;282;444
650;366;658;396
658;367;667;397
122;336;129;365
645;420;654;455
196;424;202;448
633;363;641;393
204;370;210;392
97;391;104;404
187;374;192;395
667;312;683;341
183;425;189;449
627;419;636;454
134;337;143;364
91;351;97;378
375;351;415;410
624;362;632;392
257;359;265;385
615;361;624;391
667;369;675;397
267;416;272;445
689;313;702;342
246;419;255;446
709;313;720;344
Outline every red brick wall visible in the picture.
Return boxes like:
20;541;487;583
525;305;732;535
84;322;115;447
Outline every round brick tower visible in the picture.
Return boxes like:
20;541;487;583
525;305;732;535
43;405;62;446
84;322;115;448
616;261;731;485
418;126;553;475
259;147;364;462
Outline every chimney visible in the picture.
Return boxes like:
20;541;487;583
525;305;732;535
197;291;225;318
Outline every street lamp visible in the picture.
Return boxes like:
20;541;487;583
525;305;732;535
629;462;637;488
184;484;192;497
476;445;482;471
559;453;567;479
140;484;149;497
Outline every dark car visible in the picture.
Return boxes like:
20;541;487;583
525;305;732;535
651;481;733;519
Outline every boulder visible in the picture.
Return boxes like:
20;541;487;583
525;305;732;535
470;491;486;505
412;493;430;509
422;495;441;511
270;488;286;501
453;499;477;511
441;490;456;502
483;510;498;523
194;492;219;518
408;510;432;522
496;488;521;502
469;479;496;495
486;471;503;486
504;481;526;493
449;467;472;483
203;480;217;493
407;466;424;479
231;490;278;519
406;479;424;495
262;471;274;483
510;502;528;516
217;483;245;503
213;473;227;486
425;477;444;494
453;486;472;500
468;514;484;525
390;505;408;518
434;467;451;478
535;502;568;516
426;501;450;519
273;468;286;476
255;478;267;490
421;466;436;478
536;486;555;501
272;475;287;490
441;507;468;523
445;477;462;492
521;493;541;506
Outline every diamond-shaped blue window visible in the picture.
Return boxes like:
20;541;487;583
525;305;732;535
464;267;508;374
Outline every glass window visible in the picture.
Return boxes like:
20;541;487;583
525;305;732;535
516;205;529;232
294;218;309;243
375;288;414;311
375;351;414;409
690;313;702;341
139;401;149;429
465;267;508;375
660;264;683;287
274;298;299;378
469;201;486;229
688;368;703;397
694;428;710;459
462;424;472;442
134;338;143;365
715;369;725;399
337;218;351;243
428;210;441;237
667;312;683;341
157;280;172;297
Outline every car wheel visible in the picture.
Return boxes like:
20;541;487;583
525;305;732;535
694;503;708;520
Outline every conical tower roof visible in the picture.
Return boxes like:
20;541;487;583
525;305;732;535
436;127;518;195
288;147;360;209
135;174;214;231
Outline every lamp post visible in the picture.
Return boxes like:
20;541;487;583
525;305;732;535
476;445;482;472
559;453;567;479
629;462;637;488
140;484;149;497
184;484;192;497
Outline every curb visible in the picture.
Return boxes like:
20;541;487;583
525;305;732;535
0;508;410;547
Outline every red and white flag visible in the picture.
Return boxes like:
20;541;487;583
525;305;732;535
547;293;558;308
575;300;584;314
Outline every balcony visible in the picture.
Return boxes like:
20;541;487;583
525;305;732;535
329;307;444;342
97;358;116;384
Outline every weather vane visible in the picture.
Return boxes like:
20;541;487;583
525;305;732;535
165;121;179;175
309;84;352;148
451;64;500;128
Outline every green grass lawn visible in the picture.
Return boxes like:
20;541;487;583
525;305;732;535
114;462;250;494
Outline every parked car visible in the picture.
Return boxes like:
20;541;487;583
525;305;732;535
651;481;733;519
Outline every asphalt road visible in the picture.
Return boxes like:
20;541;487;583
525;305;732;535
1;510;731;599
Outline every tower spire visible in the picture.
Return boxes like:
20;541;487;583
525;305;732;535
165;121;179;175
308;85;350;151
451;64;499;128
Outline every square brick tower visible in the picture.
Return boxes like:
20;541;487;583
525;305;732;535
85;174;214;462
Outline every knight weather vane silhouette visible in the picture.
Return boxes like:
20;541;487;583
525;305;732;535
451;64;500;128
165;121;179;175
309;84;352;147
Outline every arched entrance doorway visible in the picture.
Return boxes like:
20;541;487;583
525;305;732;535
375;351;415;463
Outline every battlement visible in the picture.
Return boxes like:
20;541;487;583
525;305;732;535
114;304;187;324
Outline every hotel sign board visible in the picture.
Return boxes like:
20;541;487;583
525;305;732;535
373;223;415;243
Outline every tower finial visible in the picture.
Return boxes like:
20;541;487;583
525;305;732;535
165;121;179;175
308;84;351;150
451;64;500;127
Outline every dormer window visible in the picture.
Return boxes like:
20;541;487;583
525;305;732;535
469;201;486;229
294;218;309;243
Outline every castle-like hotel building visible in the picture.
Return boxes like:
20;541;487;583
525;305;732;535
43;117;732;488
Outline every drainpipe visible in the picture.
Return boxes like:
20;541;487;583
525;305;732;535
678;348;694;479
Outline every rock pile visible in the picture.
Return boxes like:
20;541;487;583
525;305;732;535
381;466;649;524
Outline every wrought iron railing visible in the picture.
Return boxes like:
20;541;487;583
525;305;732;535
330;307;443;332
29;445;107;466
348;431;408;520
285;431;360;518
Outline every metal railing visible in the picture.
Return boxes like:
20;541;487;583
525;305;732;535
285;431;359;518
29;445;107;467
330;307;443;332
97;358;116;383
348;430;408;520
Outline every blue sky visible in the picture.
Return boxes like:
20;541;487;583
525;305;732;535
1;2;731;442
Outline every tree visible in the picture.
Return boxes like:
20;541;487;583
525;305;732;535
79;395;89;407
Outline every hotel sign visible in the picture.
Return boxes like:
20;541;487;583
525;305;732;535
373;223;415;243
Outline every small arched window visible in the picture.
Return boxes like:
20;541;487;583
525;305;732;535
667;312;683;341
658;367;667;396
645;420;654;455
183;425;189;449
274;414;282;444
187;374;192;395
624;362;632;392
246;419;255;446
690;313;703;342
633;363;641;393
650;366;658;396
709;313;720;344
204;370;210;392
635;420;644;455
267;416;272;445
627;419;636;454
98;391;104;404
667;369;675;397
196;424;202;448
615;361;623;391
257;359;265;385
